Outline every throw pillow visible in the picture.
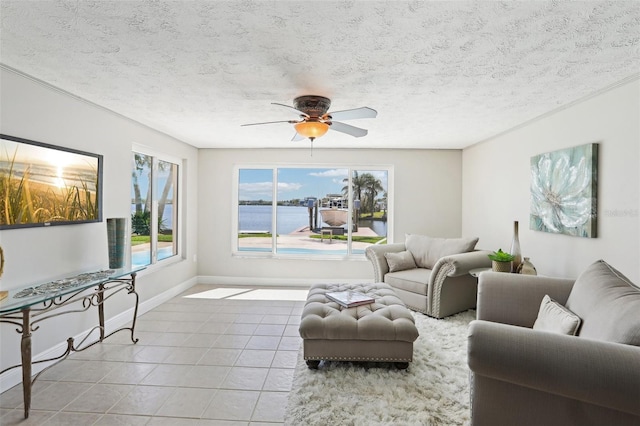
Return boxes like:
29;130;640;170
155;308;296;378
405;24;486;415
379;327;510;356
385;251;417;272
405;234;479;269
533;295;581;336
565;259;640;346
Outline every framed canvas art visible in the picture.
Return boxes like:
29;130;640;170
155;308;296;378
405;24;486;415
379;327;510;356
530;143;598;238
0;134;103;229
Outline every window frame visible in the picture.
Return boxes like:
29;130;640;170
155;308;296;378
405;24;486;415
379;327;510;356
232;163;393;260
131;145;183;269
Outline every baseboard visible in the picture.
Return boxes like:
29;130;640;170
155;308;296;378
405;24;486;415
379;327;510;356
0;276;198;393
196;275;372;287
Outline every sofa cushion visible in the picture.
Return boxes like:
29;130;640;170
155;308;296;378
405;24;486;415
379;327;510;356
385;250;417;272
533;295;581;336
385;269;431;296
565;260;640;346
405;234;479;269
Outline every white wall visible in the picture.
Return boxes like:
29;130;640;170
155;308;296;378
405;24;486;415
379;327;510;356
462;78;640;282
0;68;199;386
197;148;464;284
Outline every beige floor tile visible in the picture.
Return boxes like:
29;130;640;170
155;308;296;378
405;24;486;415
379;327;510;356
286;315;301;325
100;362;157;385
154;333;192;347
108;385;174;416
253;324;285;336
136;320;174;332
282;325;300;337
262;369;293;392
212;335;250;349
103;343;145;361
245;336;280;351
148;417;247;425
182;365;230;389
223;323;259;335
203;390;259;421
155;387;217;418
259;315;289;325
141;364;192;387
183;333;221;348
37;359;86;381
162;347;209;365
168;321;209;333
0;382;51;409
94;413;152;425
44;411;103;425
0;409;55;425
221;367;268;391
208;313;240;323
198;322;231;334
250;392;288;423
234;350;275;368
199;348;243;366
277;336;302;351
29;382;92;411
132;346;174;363
0;286;302;426
270;351;298;369
232;314;264;324
58;361;120;383
64;383;133;413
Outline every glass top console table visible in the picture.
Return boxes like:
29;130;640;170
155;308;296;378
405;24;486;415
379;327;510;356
0;267;145;418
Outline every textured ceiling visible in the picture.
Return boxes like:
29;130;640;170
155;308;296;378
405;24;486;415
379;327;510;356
1;1;639;149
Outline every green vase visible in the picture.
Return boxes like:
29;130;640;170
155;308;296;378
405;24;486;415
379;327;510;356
107;218;127;269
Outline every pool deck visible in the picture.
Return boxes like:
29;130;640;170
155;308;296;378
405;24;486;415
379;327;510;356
238;226;382;251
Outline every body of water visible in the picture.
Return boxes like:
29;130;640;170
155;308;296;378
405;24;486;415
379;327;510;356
239;205;387;236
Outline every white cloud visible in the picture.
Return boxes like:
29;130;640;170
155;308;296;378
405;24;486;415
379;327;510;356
308;169;348;178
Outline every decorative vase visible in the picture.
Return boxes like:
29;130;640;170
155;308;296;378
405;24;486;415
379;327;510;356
107;218;127;269
517;257;537;275
510;221;522;273
492;260;512;273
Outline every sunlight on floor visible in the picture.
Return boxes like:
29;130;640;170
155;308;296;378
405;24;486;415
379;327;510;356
185;288;309;301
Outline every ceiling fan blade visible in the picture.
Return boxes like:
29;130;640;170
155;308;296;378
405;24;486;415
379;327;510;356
241;120;298;127
291;132;305;142
271;103;309;117
329;121;368;138
325;107;377;121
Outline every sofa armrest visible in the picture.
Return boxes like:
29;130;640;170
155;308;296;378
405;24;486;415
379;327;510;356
364;243;406;282
477;272;575;327
468;320;640;417
431;250;493;278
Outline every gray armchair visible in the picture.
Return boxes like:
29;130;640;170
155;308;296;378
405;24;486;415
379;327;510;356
467;261;640;426
365;235;491;318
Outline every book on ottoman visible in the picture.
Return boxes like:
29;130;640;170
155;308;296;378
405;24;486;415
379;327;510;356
326;290;375;308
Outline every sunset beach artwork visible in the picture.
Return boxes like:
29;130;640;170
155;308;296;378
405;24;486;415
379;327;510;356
0;134;102;229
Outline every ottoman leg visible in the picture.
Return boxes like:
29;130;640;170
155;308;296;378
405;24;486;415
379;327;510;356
395;362;409;370
306;360;320;369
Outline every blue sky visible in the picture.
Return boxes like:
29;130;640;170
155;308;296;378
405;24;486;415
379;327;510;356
239;168;387;201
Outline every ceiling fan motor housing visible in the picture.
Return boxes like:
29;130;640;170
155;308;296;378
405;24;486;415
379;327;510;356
294;95;331;118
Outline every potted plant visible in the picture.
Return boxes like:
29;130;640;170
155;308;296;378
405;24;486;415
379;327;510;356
488;249;515;272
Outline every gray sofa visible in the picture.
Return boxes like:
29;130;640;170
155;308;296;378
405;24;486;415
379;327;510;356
365;234;492;318
467;260;640;426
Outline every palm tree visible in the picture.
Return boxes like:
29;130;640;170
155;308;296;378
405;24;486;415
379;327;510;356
362;173;384;216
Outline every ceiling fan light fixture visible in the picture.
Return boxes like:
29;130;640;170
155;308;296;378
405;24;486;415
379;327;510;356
294;121;329;140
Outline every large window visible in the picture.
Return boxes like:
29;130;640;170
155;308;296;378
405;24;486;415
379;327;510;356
235;166;390;257
131;152;179;267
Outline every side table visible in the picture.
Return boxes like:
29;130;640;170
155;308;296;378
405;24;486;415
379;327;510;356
469;267;492;278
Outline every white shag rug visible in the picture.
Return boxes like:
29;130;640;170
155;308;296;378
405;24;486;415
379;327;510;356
284;309;475;426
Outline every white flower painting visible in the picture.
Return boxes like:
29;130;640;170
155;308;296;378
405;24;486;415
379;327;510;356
530;143;598;238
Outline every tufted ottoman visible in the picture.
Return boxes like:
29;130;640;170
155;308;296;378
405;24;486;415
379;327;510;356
299;282;419;369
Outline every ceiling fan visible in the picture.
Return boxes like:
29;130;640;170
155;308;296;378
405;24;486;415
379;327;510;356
241;95;377;143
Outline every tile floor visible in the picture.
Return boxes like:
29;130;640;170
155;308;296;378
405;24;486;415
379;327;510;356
0;285;309;425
